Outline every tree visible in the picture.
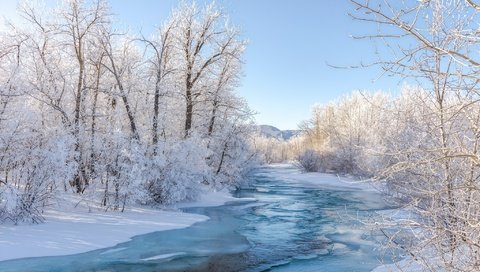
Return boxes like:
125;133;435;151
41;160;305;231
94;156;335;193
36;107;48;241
100;30;141;142
140;23;175;150
170;2;245;138
351;0;480;269
60;0;110;193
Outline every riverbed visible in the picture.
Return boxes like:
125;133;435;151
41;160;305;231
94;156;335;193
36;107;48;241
0;164;394;272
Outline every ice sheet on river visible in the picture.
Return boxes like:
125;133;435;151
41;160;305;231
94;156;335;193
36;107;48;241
263;163;380;191
0;189;245;262
0;164;395;272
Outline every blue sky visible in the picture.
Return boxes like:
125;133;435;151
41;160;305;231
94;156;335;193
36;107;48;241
1;0;402;130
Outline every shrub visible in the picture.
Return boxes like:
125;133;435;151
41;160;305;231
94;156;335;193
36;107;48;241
296;149;322;172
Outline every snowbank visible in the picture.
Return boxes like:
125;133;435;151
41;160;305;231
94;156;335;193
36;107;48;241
263;164;420;272
0;190;245;262
371;258;427;272
175;188;255;209
261;163;380;191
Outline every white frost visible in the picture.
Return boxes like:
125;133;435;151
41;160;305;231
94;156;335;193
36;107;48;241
0;190;243;262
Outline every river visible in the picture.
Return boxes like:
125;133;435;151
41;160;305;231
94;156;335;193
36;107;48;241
0;164;394;272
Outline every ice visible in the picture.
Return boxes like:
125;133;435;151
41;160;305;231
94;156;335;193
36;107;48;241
0;164;395;271
0;189;249;262
141;252;186;261
99;247;128;255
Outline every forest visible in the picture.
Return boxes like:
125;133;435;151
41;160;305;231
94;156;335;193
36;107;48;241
0;0;256;223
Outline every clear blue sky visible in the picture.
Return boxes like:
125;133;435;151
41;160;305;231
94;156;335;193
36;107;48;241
0;0;402;130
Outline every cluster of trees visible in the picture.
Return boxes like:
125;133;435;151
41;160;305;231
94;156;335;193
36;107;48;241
252;91;391;176
275;0;480;270
255;0;480;270
352;1;480;270
252;134;303;164
0;0;256;224
297;91;391;176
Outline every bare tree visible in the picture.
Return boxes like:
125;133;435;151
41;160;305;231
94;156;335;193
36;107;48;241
59;0;110;193
171;2;244;138
206;45;244;137
100;29;140;141
0;0;256;220
351;0;480;270
140;23;175;150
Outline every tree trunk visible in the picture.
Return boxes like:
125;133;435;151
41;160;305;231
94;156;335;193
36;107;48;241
152;79;161;150
119;92;139;141
184;86;193;138
89;61;101;178
108;54;140;141
208;99;218;136
216;141;228;175
72;40;85;193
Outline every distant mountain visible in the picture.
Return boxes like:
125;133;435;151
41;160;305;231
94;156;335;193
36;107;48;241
255;125;301;141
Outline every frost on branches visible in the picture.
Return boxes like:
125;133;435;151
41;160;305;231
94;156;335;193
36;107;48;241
0;0;257;224
252;0;480;270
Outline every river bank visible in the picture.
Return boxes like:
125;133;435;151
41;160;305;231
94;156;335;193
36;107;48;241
1;164;400;272
0;189;246;262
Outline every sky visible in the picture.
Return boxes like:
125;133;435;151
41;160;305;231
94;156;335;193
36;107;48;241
0;0;402;130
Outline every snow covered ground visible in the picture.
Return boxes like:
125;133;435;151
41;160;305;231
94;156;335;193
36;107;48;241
262;164;424;272
2;163;371;264
263;163;381;191
0;164;418;272
371;258;427;272
0;189;247;262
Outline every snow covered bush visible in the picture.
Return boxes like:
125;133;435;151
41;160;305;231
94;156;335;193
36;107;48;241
0;130;77;224
146;137;209;205
295;91;392;177
0;185;21;223
205;123;258;188
296;150;321;172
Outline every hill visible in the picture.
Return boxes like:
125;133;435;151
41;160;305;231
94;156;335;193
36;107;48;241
256;125;301;141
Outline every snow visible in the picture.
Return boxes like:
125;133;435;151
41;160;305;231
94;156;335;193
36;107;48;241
263;163;380;191
0;163;414;271
261;164;421;272
175;188;255;209
371;258;427;272
0;190;247;262
140;252;186;261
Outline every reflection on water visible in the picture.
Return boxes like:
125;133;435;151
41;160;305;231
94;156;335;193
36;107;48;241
0;165;394;272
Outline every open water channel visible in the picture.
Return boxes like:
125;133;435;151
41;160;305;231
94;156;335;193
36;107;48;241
0;165;394;271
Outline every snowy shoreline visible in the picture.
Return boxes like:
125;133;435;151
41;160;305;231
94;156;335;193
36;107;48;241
1;164;414;272
262;164;418;272
0;189;249;262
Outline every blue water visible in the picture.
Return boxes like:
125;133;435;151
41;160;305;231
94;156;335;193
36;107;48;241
0;165;394;271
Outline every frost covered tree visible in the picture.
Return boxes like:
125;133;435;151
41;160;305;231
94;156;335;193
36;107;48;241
351;0;480;270
252;134;305;164
0;0;256;223
139;22;175;150
299;91;391;175
168;2;246;138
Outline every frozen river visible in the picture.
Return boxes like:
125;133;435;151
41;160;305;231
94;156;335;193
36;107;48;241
0;164;394;271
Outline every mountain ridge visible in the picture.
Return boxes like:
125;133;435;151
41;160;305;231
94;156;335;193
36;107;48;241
255;125;301;141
